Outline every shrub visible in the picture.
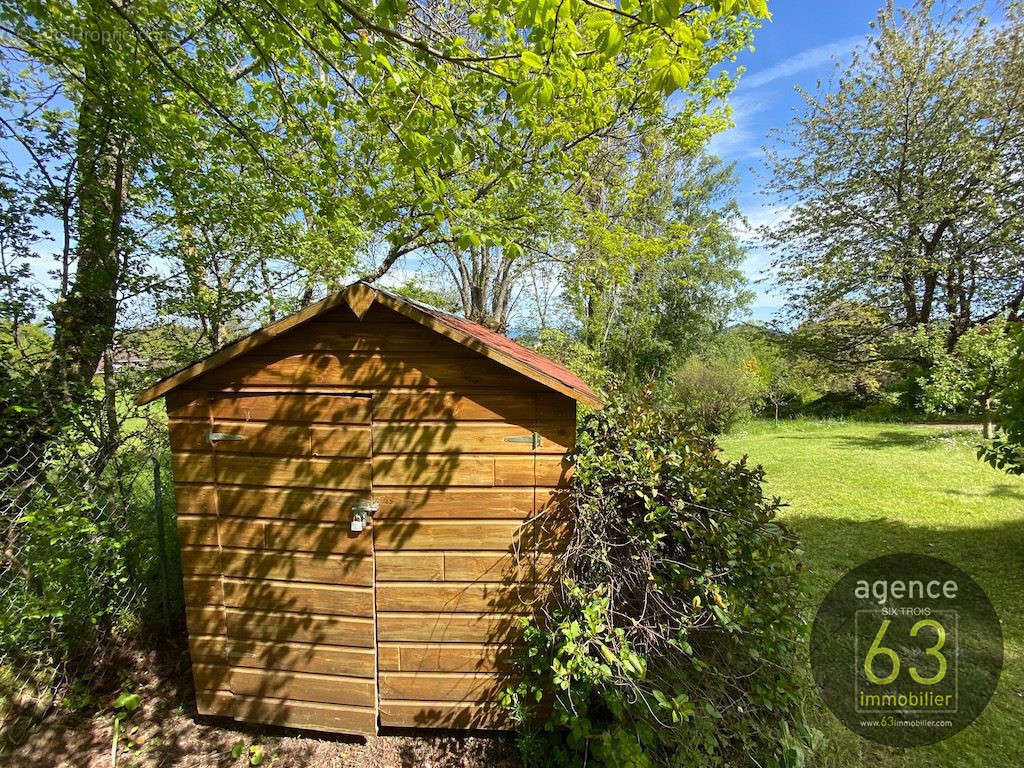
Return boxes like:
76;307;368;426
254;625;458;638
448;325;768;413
670;355;762;434
0;436;175;720
915;317;1018;439
981;322;1024;474
503;395;808;767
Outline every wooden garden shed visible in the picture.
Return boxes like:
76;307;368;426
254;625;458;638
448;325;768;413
136;281;602;736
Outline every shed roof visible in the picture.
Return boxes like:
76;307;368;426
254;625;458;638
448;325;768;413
135;281;604;408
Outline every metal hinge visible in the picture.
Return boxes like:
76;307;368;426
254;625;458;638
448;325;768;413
504;431;541;449
206;431;245;444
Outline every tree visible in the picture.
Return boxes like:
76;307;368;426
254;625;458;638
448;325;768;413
565;136;751;383
387;277;461;313
401;2;760;333
1;0;769;445
742;328;815;422
425;176;563;331
150;153;359;355
981;325;1024;474
765;0;1024;368
917;317;1017;439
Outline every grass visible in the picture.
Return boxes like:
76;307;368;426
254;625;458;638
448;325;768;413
721;419;1024;768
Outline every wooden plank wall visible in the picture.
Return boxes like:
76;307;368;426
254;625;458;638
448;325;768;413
167;302;576;733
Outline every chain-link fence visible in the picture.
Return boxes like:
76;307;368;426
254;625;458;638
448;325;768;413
0;440;178;721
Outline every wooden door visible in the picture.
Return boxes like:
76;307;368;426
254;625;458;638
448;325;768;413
176;391;379;735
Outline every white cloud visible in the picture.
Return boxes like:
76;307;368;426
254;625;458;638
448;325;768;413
708;93;770;160
739;35;864;91
728;91;770;121
707;126;759;161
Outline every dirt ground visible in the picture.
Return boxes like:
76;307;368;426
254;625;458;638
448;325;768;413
1;642;521;768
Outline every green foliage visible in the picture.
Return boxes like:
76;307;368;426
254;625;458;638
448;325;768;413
2;0;768;384
0;248;50;446
387;278;462;314
0;436;175;716
565;141;751;383
111;689;143;768
706;325;826;422
980;323;1024;474
743;334;818;419
670;353;762;434
503;395;807;767
915;317;1017;436
113;692;141;713
662;324;826;431
231;740;266;766
534;328;612;392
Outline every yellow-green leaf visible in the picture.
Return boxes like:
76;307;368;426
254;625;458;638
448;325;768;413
536;77;554;106
520;50;545;71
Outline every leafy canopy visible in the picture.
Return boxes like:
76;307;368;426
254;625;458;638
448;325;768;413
2;0;768;372
6;0;770;262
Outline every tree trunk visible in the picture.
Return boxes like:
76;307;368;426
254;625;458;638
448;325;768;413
899;268;919;326
982;397;993;440
102;348;120;462
49;50;135;395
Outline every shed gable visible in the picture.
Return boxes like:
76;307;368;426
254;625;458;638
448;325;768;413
136;281;602;408
184;301;553;396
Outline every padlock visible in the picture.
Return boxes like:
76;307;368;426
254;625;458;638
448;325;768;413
350;510;366;532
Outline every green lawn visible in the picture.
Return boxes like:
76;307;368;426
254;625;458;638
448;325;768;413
721;420;1024;768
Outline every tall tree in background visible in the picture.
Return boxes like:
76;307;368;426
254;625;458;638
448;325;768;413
427;174;563;331
765;0;1024;368
563;131;750;383
400;0;759;332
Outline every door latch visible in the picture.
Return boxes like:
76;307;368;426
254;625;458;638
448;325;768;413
350;498;378;533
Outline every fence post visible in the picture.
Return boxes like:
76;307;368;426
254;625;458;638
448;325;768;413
153;456;170;624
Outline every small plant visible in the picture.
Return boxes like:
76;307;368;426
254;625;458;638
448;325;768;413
670;354;763;434
231;739;266;766
111;691;141;768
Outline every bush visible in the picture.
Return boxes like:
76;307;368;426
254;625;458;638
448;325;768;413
670;356;761;434
503;395;808;767
981;323;1024;474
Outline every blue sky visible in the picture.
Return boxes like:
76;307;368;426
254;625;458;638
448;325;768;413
714;0;886;323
